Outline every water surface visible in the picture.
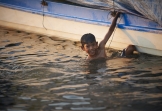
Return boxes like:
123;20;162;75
0;27;162;111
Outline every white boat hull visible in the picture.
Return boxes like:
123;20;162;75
0;4;162;56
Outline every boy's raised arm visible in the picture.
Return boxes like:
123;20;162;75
99;12;120;48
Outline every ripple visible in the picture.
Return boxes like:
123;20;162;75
48;102;70;106
71;107;106;110
55;107;63;110
72;102;90;105
18;97;31;100
13;104;27;108
7;109;26;111
5;42;22;47
63;95;90;100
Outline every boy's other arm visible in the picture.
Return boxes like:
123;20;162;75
99;12;120;48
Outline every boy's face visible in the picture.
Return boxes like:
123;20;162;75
81;41;98;56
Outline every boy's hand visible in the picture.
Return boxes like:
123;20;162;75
111;11;120;17
110;11;117;17
116;12;120;18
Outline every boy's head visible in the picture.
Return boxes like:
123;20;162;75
80;33;98;56
81;33;96;46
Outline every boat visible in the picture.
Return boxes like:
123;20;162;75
0;0;162;56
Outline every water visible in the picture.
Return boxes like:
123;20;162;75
0;26;162;111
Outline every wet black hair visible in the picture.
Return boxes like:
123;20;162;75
80;33;96;46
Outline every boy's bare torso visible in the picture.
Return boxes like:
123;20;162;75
87;47;106;60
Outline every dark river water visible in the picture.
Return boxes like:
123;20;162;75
0;26;162;111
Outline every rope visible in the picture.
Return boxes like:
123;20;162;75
107;12;112;21
107;14;122;50
107;0;118;50
113;0;115;12
41;0;47;30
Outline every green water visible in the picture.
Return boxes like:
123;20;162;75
0;27;162;111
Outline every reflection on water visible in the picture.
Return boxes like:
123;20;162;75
0;26;162;111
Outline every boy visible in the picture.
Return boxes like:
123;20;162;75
80;12;136;60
